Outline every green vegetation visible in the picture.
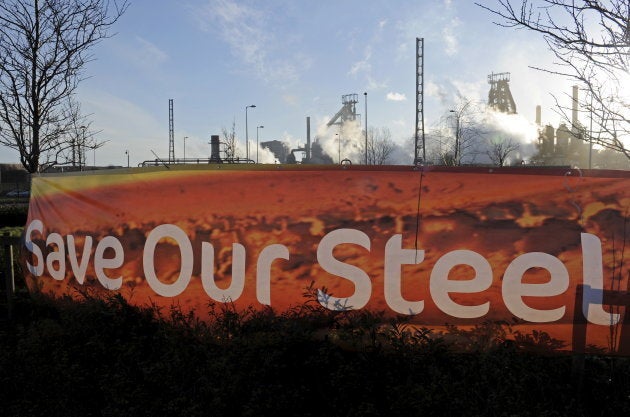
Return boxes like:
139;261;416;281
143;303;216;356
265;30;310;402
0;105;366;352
0;202;627;414
0;225;23;237
0;198;28;228
1;201;628;415
1;290;629;416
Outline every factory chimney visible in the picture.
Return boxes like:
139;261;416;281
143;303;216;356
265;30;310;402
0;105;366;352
209;135;222;163
306;117;311;162
572;85;579;131
535;105;541;126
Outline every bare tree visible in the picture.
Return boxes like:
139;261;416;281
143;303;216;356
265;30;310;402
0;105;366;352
361;127;395;165
0;0;129;173
38;99;107;170
446;99;484;165
221;118;239;159
477;0;629;160
486;136;521;166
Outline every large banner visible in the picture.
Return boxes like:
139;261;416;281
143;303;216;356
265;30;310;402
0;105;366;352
21;165;629;354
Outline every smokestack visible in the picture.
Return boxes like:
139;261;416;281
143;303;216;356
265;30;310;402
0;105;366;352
572;85;579;130
209;135;222;163
535;105;541;126
306;117;311;162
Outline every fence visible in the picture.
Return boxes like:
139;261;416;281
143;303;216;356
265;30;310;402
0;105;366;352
0;234;21;320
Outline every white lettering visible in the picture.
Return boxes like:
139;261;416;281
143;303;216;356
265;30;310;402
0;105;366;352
581;233;620;325
143;224;193;296
317;229;371;310
23;222;617;330
94;236;124;290
67;235;93;285
256;244;290;305
430;250;493;318
25;220;44;276
384;234;424;315
45;232;66;281
201;242;246;302
503;252;569;322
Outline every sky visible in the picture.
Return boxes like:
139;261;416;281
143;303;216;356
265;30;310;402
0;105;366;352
1;0;581;167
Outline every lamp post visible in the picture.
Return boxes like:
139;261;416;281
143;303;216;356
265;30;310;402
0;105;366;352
183;136;188;161
335;133;340;164
79;125;87;170
256;125;264;163
245;104;256;161
364;92;368;165
125;150;129;168
449;110;460;165
588;92;593;170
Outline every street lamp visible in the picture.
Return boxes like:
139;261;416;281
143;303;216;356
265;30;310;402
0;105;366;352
335;133;340;164
256;125;264;163
183;136;188;161
245;104;256;161
90;141;108;168
364;92;368;165
125;150;129;168
449;110;460;165
79;125;87;170
588;91;593;170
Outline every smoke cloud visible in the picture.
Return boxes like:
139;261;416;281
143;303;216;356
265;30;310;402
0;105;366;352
310;106;539;167
315;118;413;165
481;110;539;163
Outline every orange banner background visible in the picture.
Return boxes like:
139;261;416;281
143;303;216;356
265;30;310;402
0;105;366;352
21;165;630;354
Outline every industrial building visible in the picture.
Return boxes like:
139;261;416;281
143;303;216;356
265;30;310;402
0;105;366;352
534;86;591;168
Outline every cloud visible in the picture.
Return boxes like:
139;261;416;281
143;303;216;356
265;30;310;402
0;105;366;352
79;90;166;166
352;54;389;96
427;78;485;109
386;92;407;101
366;75;388;90
116;37;168;71
451;79;486;102
194;0;306;85
349;47;372;76
442;18;460;56
426;81;449;105
135;37;169;65
395;41;409;62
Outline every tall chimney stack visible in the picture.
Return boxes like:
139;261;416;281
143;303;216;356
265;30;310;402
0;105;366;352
535;105;541;126
572;85;579;130
306;116;311;162
209;135;222;163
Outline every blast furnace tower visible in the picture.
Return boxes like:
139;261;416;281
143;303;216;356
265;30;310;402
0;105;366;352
488;72;517;114
327;94;359;126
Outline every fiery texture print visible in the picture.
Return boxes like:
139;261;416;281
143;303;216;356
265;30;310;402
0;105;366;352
22;166;629;354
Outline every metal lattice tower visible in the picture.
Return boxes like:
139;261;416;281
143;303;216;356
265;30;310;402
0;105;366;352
487;72;517;114
414;37;425;164
327;94;359;126
168;99;175;163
